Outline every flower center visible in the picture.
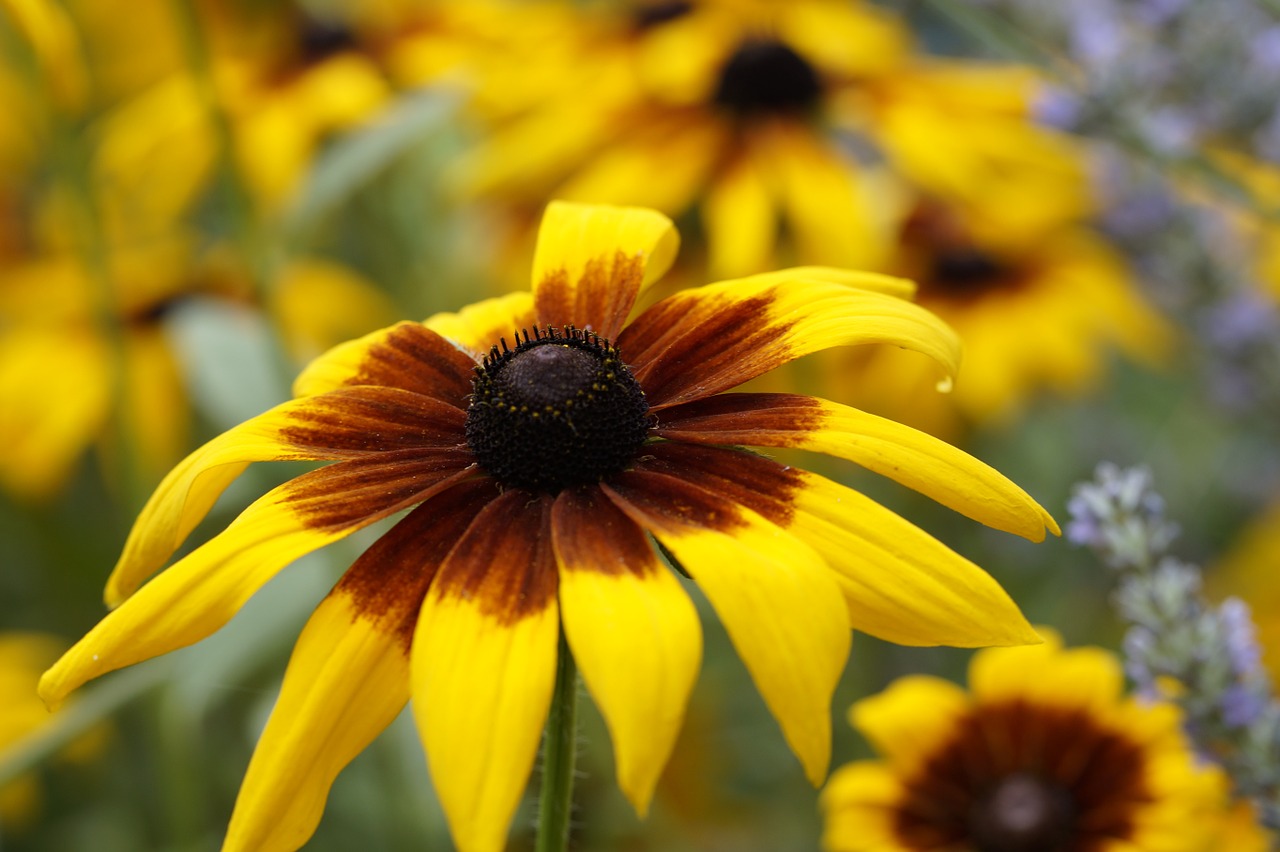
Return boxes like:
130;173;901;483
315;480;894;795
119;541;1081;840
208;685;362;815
926;247;1018;300
465;327;651;494
713;38;823;115
968;772;1076;852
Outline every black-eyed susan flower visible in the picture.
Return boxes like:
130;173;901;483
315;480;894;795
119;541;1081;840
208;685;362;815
42;202;1057;852
827;196;1170;435
821;633;1269;852
415;0;1088;280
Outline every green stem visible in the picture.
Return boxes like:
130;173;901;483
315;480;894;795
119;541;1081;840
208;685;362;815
535;630;579;852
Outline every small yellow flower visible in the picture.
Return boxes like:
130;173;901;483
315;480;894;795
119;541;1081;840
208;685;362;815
821;633;1270;852
43;202;1057;852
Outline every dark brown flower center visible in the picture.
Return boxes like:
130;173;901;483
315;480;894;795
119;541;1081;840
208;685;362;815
969;772;1076;852
892;700;1151;852
299;18;358;64
465;327;651;494
925;246;1019;301
713;38;823;115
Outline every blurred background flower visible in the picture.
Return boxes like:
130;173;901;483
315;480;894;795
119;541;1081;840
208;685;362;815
821;634;1269;851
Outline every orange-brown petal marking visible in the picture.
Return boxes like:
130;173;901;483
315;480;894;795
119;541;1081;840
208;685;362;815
430;488;558;625
334;478;501;653
282;450;477;532
535;251;645;340
293;321;478;403
529;202;679;339
276;387;468;457
618;275;960;410
631;442;801;523
550;484;659;578
654;392;1059;541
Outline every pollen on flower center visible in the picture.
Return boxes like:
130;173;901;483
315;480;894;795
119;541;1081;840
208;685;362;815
713;38;823;115
968;772;1076;852
465;326;651;494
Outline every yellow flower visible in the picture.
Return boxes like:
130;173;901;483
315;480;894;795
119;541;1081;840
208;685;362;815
92;6;391;219
0;199;392;500
822;633;1270;852
826;197;1171;434
0;233;196;500
41;202;1057;852
434;0;1087;282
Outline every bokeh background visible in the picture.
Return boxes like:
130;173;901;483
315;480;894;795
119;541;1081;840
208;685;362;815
2;0;1279;849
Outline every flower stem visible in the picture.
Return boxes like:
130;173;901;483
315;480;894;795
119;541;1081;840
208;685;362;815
535;630;578;852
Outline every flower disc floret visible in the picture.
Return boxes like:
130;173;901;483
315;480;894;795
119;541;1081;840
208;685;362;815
465;326;651;493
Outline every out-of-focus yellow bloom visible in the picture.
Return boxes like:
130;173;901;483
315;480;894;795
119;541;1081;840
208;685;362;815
821;632;1270;852
0;633;105;830
824;197;1171;435
0;186;393;501
0;226;197;500
402;0;1090;282
92;5;392;218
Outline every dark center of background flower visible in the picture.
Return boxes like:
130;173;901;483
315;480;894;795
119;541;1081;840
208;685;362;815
892;702;1150;852
925;247;1019;301
968;772;1076;852
632;1;694;29
465;327;651;494
713;39;823;115
299;17;358;65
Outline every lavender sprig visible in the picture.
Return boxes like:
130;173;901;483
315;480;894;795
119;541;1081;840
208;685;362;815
1069;462;1280;829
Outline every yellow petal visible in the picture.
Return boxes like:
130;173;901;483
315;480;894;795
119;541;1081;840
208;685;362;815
655;393;1059;541
791;471;1041;646
423;291;537;355
765;122;887;271
531;201;679;338
639;442;1040;648
43;457;472;707
850;674;971;771
411;490;559;852
968;634;1125;713
702;149;777;278
820;761;908;852
0;327;110;500
604;471;849;784
222;592;409;852
107;387;468;604
291;321;477;401
621;271;959;409
551;486;701;815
